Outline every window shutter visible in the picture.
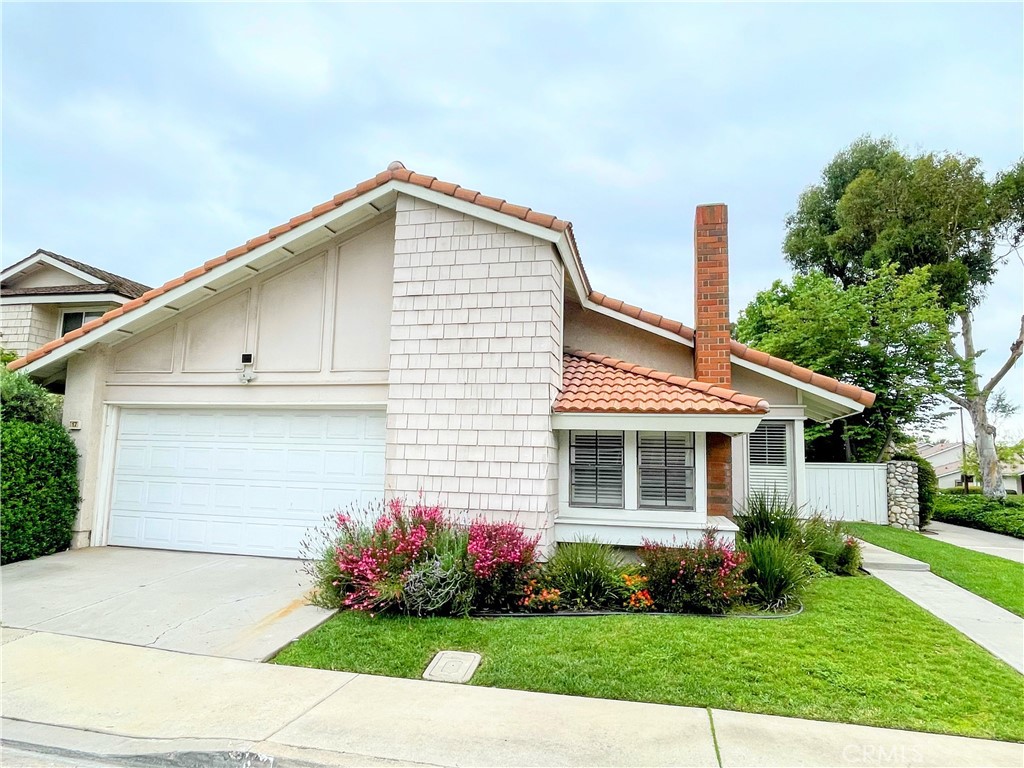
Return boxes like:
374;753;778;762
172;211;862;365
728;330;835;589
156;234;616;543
637;432;695;509
569;431;624;507
748;422;791;500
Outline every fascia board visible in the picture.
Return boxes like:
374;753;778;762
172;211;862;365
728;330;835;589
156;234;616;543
0;293;129;306
18;191;396;376
551;412;765;434
731;354;865;418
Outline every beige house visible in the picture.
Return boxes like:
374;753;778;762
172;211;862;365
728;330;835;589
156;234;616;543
11;164;874;558
1;249;149;363
919;441;1023;494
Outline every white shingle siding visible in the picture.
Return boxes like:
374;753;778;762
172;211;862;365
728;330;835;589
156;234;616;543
0;303;59;356
386;195;562;545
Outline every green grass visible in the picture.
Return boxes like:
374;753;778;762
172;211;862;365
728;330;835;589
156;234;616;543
848;522;1024;617
273;577;1024;742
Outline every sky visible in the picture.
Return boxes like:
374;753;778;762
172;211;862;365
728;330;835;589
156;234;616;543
3;2;1022;441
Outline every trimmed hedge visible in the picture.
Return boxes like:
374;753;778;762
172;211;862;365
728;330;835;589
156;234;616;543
933;493;1024;540
1;420;80;564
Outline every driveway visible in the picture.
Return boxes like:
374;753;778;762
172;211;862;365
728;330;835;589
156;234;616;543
0;547;333;661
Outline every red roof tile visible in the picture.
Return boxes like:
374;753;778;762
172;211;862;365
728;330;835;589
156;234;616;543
586;292;876;408
5;164;874;412
555;351;770;415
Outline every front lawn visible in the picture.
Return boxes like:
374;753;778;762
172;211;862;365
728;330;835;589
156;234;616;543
274;577;1024;742
848;522;1024;617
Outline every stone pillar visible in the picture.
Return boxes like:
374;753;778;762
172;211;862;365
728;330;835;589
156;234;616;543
886;460;920;530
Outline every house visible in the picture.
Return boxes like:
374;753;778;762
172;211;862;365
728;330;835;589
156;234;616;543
9;163;875;558
1;249;150;362
919;441;1022;494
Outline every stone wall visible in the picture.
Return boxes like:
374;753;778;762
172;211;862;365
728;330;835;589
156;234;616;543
886;460;919;529
385;194;563;548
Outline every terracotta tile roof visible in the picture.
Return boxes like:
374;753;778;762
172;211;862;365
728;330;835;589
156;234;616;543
8;163;573;372
6;164;873;413
555;351;770;415
587;291;876;408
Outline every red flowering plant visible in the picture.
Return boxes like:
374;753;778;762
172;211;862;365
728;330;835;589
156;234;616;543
638;530;749;614
520;579;561;612
621;573;654;612
467;518;541;611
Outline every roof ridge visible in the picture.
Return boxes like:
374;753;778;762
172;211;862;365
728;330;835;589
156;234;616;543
563;349;770;412
584;293;875;408
9;165;575;371
33;249;151;296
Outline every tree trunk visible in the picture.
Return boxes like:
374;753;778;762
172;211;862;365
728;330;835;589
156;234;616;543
970;400;1006;500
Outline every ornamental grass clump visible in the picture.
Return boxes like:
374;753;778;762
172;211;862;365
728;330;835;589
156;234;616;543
740;534;808;610
543;540;628;610
736;490;802;542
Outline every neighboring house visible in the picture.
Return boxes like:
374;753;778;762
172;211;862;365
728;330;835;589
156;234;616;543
10;163;875;558
1;249;150;362
919;441;1023;494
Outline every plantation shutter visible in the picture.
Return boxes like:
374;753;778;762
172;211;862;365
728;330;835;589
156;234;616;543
637;432;695;508
569;431;624;507
748;421;792;501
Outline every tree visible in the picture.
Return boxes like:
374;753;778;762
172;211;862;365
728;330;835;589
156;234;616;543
783;137;1024;499
736;266;952;462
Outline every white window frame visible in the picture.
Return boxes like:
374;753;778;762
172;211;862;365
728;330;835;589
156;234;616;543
747;419;796;503
59;308;106;337
558;430;707;524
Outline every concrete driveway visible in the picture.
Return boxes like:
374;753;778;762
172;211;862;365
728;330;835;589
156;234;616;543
0;547;333;661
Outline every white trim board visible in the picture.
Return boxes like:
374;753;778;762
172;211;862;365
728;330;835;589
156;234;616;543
552;412;764;435
0;293;128;306
2;252;106;286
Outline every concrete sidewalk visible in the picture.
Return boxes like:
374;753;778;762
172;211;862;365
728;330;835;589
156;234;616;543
925;521;1024;563
2;629;1021;768
859;542;1024;673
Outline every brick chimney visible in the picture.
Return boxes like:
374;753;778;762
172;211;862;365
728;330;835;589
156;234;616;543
694;204;731;387
694;203;733;519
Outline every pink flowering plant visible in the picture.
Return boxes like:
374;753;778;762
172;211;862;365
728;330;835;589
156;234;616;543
467;518;541;611
638;530;749;614
301;497;540;616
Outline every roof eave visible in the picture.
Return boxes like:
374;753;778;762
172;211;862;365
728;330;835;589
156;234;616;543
551;412;766;434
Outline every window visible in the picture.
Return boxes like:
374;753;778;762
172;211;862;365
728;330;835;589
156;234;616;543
569;431;624;507
60;311;104;336
748;421;791;499
638;431;695;508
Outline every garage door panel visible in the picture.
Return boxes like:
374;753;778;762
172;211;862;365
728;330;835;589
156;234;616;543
107;409;386;558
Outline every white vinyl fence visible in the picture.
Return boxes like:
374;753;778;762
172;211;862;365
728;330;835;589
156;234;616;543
805;463;887;524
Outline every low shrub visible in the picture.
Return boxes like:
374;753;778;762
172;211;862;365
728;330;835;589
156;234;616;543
543;540;627;610
1;420;80;565
303;498;540;615
639;531;748;614
467;518;541;611
799;514;861;575
740;534;808;610
520;579;561;611
836;535;863;576
892;452;938;527
934;494;1024;540
736;490;801;542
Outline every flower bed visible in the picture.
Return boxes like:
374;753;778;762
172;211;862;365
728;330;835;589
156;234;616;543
303;495;861;617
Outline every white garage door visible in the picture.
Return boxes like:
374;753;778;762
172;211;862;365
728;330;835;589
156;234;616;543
108;408;386;558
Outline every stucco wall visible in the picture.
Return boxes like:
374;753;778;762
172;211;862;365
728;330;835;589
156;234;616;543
0;303;59;356
104;215;396;405
385;195;563;546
